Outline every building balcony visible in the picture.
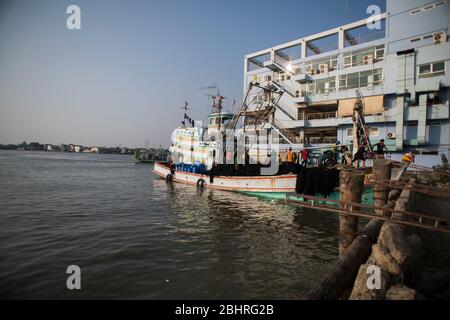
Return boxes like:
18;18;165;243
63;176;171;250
293;94;308;104
305;118;339;128
304;136;338;145
305;112;337;120
263;60;288;73
293;73;312;84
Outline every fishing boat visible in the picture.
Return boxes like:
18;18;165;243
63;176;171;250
152;83;377;202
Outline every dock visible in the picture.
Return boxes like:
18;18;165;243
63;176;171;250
284;159;450;299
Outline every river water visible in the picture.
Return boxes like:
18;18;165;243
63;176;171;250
0;150;339;299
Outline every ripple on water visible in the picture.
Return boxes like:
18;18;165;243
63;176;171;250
0;150;339;299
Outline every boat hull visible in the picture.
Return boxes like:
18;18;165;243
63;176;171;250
152;162;297;193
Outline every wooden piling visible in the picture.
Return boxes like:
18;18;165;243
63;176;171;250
339;170;364;256
373;159;392;216
306;200;399;300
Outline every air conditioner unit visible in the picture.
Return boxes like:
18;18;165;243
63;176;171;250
433;31;447;45
363;55;374;65
319;64;329;73
387;132;396;139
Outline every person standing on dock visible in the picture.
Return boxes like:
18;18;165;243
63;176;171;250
300;148;309;167
353;144;367;168
338;145;351;166
286;147;295;164
373;139;389;158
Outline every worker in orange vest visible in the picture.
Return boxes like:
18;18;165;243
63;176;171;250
286;147;296;164
401;152;415;163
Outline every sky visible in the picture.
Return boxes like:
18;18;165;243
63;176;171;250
0;0;386;148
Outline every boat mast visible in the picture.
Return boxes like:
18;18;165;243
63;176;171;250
181;100;189;127
352;90;373;156
217;95;223;132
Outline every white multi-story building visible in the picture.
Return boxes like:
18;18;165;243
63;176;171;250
243;0;450;163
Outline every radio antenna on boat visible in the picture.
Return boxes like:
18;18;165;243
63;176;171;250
216;94;226;131
198;83;219;114
181;100;190;127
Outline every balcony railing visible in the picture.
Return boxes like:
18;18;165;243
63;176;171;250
305;136;338;145
344;30;385;48
305;112;337;120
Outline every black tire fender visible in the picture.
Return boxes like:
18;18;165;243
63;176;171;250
196;179;206;189
165;174;173;182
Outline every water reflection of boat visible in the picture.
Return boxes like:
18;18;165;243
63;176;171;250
134;148;169;163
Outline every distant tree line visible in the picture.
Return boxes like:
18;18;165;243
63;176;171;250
0;141;158;155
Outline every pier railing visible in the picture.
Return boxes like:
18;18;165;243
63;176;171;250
285;193;450;234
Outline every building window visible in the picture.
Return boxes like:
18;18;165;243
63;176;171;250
277;73;287;81
419;64;431;74
427;91;442;104
418;61;446;78
343;45;385;68
368;127;379;136
346;128;353;137
410;1;447;15
305;55;338;75
410;33;436;43
339;69;383;90
258;74;272;83
306;77;336;94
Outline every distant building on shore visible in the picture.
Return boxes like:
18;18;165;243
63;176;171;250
0;141;144;155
